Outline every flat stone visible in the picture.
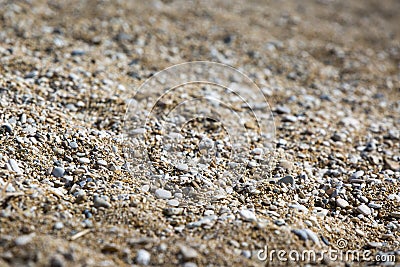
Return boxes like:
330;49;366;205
78;157;90;164
8;159;23;174
176;163;189;172
275;105;291;114
155;188;172;199
239;209;257;222
97;159;107;166
52;167;65;178
278;175;295;186
282;115;297;122
336;198;349;208
167;199;180;207
357;204;372;216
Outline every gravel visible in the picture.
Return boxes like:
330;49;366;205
0;1;399;266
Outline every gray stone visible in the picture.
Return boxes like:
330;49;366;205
69;141;78;149
292;229;308;241
52;167;65;178
167;199;180;207
155;188;172;199
239;209;257;222
357;204;372;216
278;175;295;186
78;157;90;164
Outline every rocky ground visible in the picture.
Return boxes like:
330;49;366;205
0;0;399;266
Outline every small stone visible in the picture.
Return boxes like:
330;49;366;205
352;170;364;179
275;105;291;114
7;159;23;174
336;198;349;209
69;141;78;149
176;163;189;172
239;209;257;222
52;167;65;178
97;159;107;166
251;148;263;155
71;49;86;56
155;188;172;199
278;175;295;186
355;229;365;236
15;233;35;246
292;229;308;241
274;219;285;226
304;229;320;246
183;262;197;267
368;203;382;209
136;249;151;265
357;204;372;216
282;115;297;122
167;199;180;207
180;245;198;261
163;208;184;216
93;196;111;208
367;242;383;248
78;157;90;164
53;222;64;230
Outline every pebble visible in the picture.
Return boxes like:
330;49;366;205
52;167;65;178
357;204;372;216
97;159;108;166
78;157;90;164
336;198;349;209
278;175;295;186
239;209;257;222
180;245;198;261
282;115;298;122
136;249;151;265
167;199;180;207
53;222;64;230
69;141;78;149
176;163;189;172
155;188;172;199
93;196;111;208
7;159;23;174
292;229;308;241
275;105;291;114
367;242;383;248
15;233;35;246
